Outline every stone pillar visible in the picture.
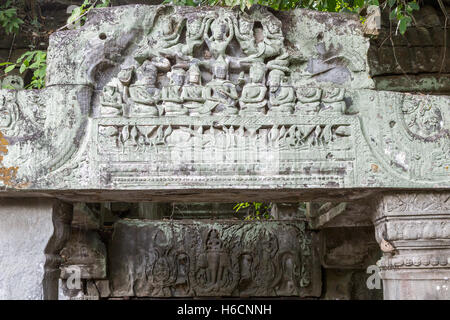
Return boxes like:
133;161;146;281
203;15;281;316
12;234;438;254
373;191;450;300
0;199;72;300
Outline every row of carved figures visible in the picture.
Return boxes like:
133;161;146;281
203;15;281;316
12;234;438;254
100;61;346;117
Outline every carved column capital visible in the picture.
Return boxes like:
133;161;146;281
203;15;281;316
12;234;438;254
373;191;450;299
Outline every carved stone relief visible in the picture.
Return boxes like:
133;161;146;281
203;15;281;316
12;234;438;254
0;4;448;193
109;220;321;298
0;86;90;187
98;7;348;119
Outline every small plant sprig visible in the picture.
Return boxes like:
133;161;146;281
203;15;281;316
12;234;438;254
1;51;47;89
0;0;24;34
65;0;110;30
385;0;420;35
234;202;272;220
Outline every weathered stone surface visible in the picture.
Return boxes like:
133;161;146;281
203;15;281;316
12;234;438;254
271;203;306;220
0;85;90;186
0;199;72;300
60;228;107;280
109;219;321;297
323;269;382;300
0;5;447;201
319;227;379;269
308;201;374;228
72;203;103;229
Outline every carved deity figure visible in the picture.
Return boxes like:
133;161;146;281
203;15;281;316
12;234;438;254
266;69;295;115
0;91;19;132
161;67;188;116
181;64;207;116
243;14;284;62
238;253;254;294
276;253;300;296
129;61;161;117
239;63;267;115
182;17;209;57
321;88;346;113
204;17;234;58
100;66;133;116
232;14;257;57
135;17;186;64
100;85;123;116
204;57;238;115
295;88;322;115
203;229;230;290
253;232;278;294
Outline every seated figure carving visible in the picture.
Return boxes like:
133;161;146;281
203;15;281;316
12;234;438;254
129;61;161;117
266;69;295;115
181;65;207;116
100;85;123;116
161;67;188;116
295;88;322;115
204;57;238;115
100;67;133;116
321;88;346;113
239;63;267;115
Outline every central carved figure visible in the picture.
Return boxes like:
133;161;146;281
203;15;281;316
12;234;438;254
204;57;239;115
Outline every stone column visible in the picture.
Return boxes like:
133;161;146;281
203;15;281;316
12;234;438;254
373;191;450;300
0;198;72;300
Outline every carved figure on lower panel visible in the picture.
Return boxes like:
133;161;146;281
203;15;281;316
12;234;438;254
204;57;238;115
161;67;188;116
253;231;279;295
266;69;295;115
275;252;300;296
295;87;322;115
148;229;177;297
173;252;191;296
196;229;233;294
129;61;161;117
239;63;267;116
238;252;254;296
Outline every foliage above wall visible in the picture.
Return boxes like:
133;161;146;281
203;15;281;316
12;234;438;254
0;0;435;89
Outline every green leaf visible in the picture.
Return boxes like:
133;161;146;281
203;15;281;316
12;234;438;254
326;0;336;11
408;1;419;10
4;64;15;73
19;63;27;74
388;0;396;7
389;8;397;20
398;16;411;35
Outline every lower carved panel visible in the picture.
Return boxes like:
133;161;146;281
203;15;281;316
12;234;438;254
109;220;321;298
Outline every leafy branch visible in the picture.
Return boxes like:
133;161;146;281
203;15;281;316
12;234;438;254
1;50;47;89
0;0;24;34
234;202;273;220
